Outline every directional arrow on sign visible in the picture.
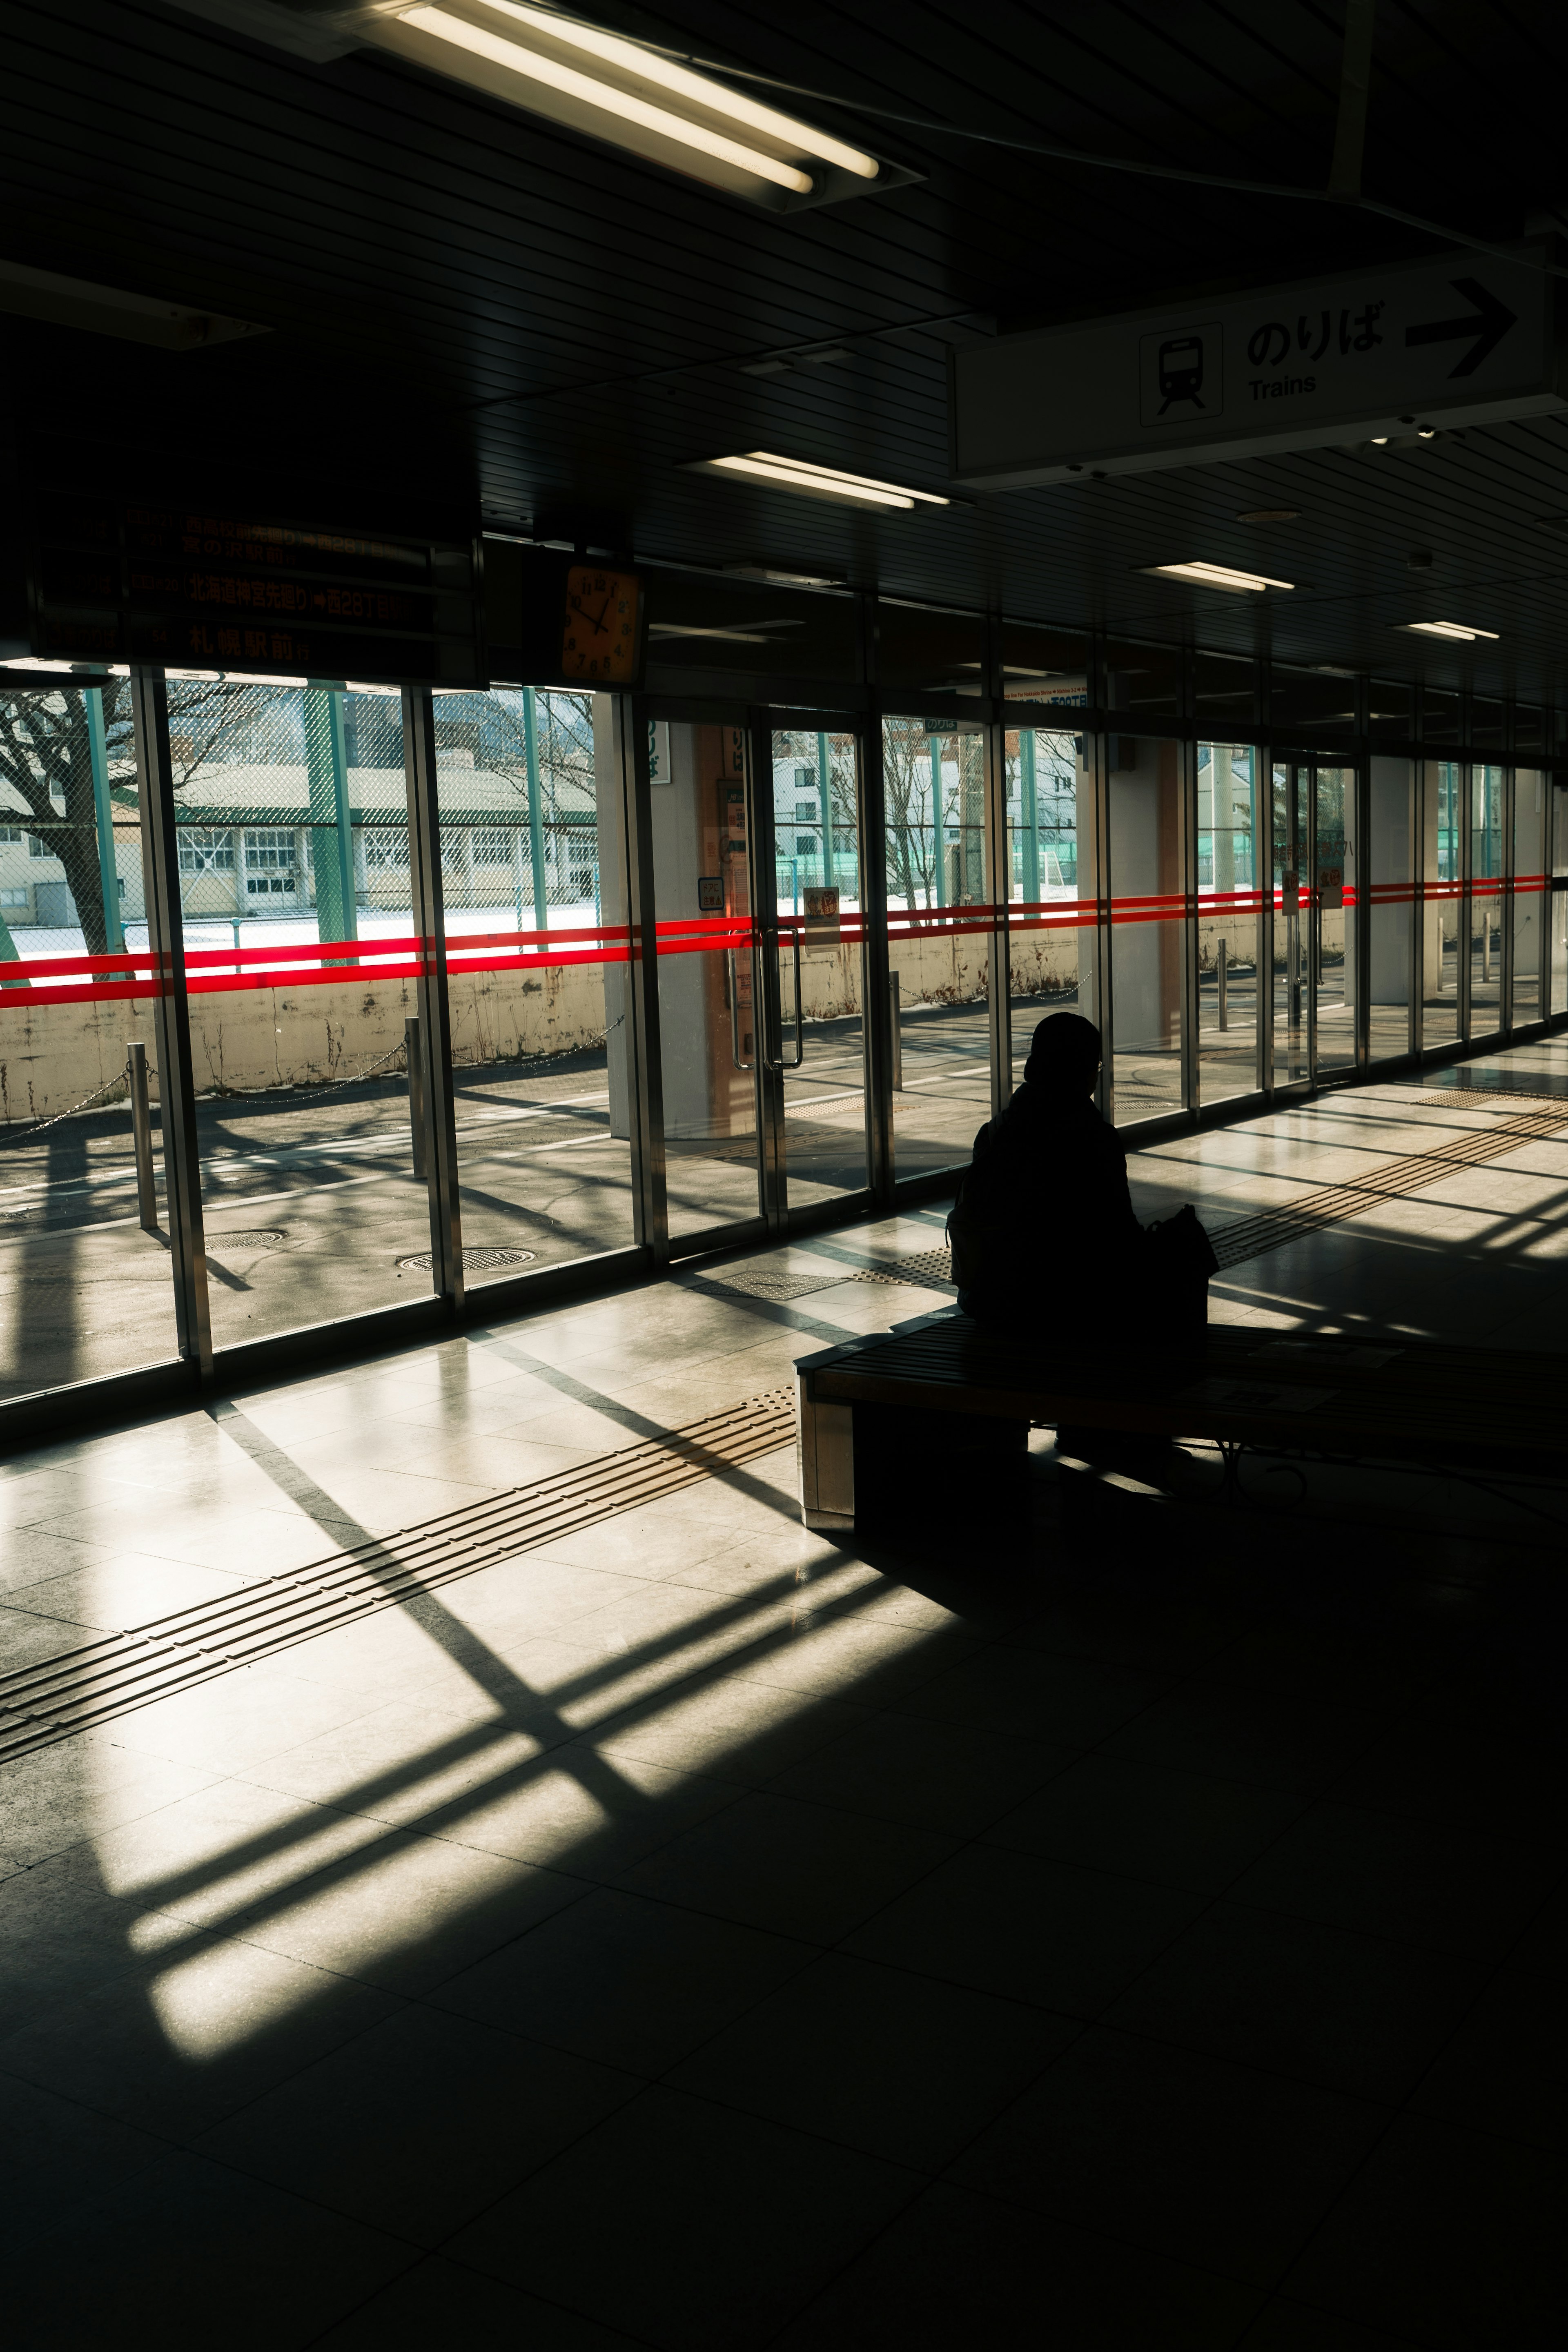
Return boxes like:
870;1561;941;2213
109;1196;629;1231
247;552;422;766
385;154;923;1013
1404;277;1518;378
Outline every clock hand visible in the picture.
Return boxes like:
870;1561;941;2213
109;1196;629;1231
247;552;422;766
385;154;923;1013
572;595;612;637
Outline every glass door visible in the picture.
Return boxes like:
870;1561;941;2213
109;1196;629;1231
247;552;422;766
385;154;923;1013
1312;763;1356;1079
762;719;871;1221
1270;760;1310;1089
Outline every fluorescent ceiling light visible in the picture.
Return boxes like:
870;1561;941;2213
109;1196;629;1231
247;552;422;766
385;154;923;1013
690;452;949;510
1145;560;1294;593
394;7;813;192
0;258;267;350
721;564;844;587
471;3;880;178
1401;620;1500;641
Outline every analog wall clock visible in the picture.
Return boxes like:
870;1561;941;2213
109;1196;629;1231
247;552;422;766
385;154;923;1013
560;565;641;682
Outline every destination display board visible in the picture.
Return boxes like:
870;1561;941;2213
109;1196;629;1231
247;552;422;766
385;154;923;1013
16;496;484;682
951;245;1564;489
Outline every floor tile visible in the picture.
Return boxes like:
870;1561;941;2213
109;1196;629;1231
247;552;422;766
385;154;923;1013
430;1885;812;2073
0;2069;169;2258
0;1552;252;1632
0;1728;220;1874
1407;1957;1568;2152
413;1745;745;1879
1106;1901;1488;2101
194;2001;638;2245
843;1843;1205;2014
1283;2114;1568;2350
8;2146;414;2350
668;1949;1078;2168
591;1675;874;1785
895;1642;1172;1747
771;2180;1262;2350
1103;1680;1388;1795
0;1842;156;2029
766;1708;1071;1838
949;2025;1388;2286
218;1822;588;1997
1225;1801;1562;1961
445;2083;921;2350
0;1932;402;2138
1234;2301;1423;2350
307;2255;644;2349
616;1789;953;1943
982;1751;1307;1893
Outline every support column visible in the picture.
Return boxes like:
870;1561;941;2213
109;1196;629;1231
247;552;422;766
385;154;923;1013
130;667;212;1372
523;687;549;932
86;686;125;953
816;730;835;890
402;684;464;1306
617;695;665;1255
305;686;356;947
860;717;896;1205
1020;726;1040;904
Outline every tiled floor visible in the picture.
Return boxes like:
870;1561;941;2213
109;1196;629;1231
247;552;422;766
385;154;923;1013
4;1048;1568;2348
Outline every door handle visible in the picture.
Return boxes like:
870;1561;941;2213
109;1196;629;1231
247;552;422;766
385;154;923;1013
765;925;804;1072
727;947;754;1071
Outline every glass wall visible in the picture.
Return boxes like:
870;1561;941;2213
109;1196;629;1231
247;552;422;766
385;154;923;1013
1005;725;1097;1091
882;714;994;1176
1367;757;1414;1065
1109;736;1184;1119
1470;763;1505;1037
1512;767;1545;1024
433;687;637;1283
9;603;1568;1422
769;724;869;1212
1314;764;1356;1079
1422;760;1461;1049
1196;743;1260;1103
1271;762;1309;1087
0;679;176;1400
167;679;424;1346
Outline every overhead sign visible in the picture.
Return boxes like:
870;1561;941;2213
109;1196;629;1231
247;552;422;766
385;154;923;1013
16;496;483;682
950;245;1561;488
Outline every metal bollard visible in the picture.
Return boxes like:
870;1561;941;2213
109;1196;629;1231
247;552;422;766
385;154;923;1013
1217;936;1229;1031
889;971;902;1092
406;1016;427;1180
126;1040;158;1232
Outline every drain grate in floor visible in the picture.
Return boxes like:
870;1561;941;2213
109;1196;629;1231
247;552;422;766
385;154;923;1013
0;1388;795;1763
396;1247;537;1273
701;1269;849;1301
209;1229;291;1253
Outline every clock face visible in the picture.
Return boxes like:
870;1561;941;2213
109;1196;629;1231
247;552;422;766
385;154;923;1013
560;565;641;682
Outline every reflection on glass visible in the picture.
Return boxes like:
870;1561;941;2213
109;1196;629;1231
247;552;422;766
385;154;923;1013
1271;762;1309;1085
1370;679;1414;741
1273;666;1357;740
1109;737;1183;1120
1512;769;1545;1024
0;681;178;1398
1007;728;1097;1092
882;715;992;1175
770;728;868;1209
876;602;986;696
651;719;761;1239
1314;765;1356;1076
1469;762;1503;1034
1196;744;1259;1103
1367;756;1414;1065
1422;760;1461;1047
1423;688;1461;744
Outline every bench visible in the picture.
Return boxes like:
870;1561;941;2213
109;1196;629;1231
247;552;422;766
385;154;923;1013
795;1310;1568;1532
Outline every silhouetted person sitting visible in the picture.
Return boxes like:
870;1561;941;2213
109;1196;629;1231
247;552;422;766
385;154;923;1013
949;1012;1214;1355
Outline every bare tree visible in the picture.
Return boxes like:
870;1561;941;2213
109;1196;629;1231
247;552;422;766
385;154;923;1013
0;677;234;954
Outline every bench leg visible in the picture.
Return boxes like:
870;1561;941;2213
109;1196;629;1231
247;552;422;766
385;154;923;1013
797;1375;855;1532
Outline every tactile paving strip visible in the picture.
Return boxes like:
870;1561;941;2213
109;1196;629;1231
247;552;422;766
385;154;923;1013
0;1390;795;1763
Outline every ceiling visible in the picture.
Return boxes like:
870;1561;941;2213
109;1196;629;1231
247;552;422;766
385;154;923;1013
5;0;1568;693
